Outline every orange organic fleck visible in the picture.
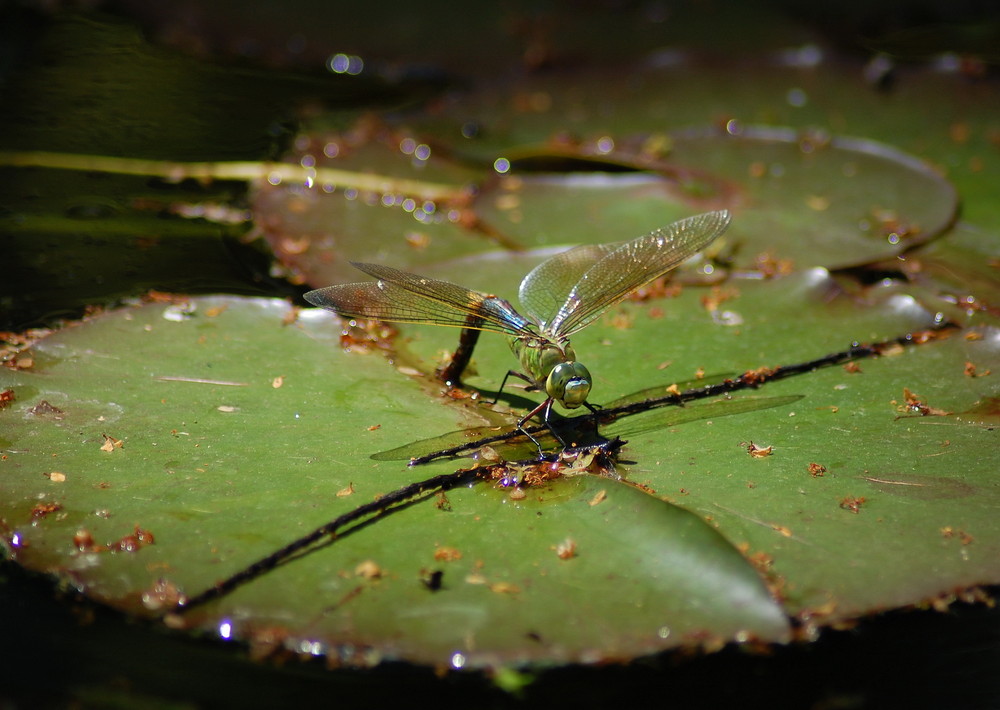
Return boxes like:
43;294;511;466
555;538;577;560
839;496;866;513
434;546;462;562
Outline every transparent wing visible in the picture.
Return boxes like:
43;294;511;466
304;262;537;337
518;242;619;328
547;210;731;337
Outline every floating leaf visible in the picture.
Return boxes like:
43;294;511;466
3;267;997;668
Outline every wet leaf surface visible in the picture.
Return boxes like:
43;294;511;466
256;124;959;288
2;269;998;667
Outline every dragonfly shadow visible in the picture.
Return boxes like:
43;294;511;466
372;374;802;464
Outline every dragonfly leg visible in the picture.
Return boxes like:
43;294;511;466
517;397;564;455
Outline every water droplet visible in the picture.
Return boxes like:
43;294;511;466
327;53;364;75
786;87;808;107
218;619;233;640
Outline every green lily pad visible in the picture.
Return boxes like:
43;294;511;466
0;296;789;668
666;126;959;269
895;222;1000;327
256;124;957;295
3;258;998;668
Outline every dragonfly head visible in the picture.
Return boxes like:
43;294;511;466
547;361;592;409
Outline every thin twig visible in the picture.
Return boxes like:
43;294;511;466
407;323;958;465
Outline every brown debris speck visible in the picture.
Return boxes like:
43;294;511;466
434;546;462;562
807;462;827;477
405;231;430;250
747;550;774;574
628;481;657;495
741;367;777;386
743;441;773;458
8;352;34;370
626;276;682;303
31;502;63;519
109;525;156;552
964;361;991;378
354;560;383;579
896;387;951;417
29;400;64;417
754;253;794;278
941;527;975;545
700;286;738;313
839;496;866;514
73;529;95;551
555;538;577;560
100;434;124;452
608;311;634;331
588;489;607;507
489;581;520;595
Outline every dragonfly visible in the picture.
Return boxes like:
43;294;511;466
304;209;731;453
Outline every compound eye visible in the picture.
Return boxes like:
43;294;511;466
546;362;592;409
